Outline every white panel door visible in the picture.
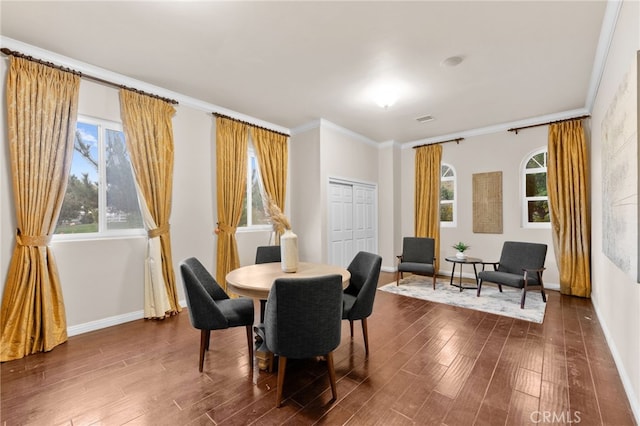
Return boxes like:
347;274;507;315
353;185;376;253
329;182;353;266
328;180;377;267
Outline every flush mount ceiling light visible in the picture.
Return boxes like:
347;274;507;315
373;87;399;109
369;80;406;109
441;55;464;67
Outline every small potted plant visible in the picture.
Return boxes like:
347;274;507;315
452;242;470;259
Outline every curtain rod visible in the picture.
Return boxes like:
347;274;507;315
1;47;179;105
413;137;464;149
508;114;590;134
212;112;289;138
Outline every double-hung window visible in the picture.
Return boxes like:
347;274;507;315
54;116;143;238
238;148;270;230
440;163;456;226
522;147;550;227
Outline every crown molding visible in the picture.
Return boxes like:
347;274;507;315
584;0;623;113
402;0;619;149
378;140;400;149
291;118;382;147
0;36;290;136
402;108;590;149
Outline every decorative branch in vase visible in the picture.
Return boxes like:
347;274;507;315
265;197;298;272
265;196;291;235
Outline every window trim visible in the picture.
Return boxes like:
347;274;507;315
53;115;146;242
440;163;456;228
521;147;551;229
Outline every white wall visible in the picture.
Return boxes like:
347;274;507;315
400;127;559;286
290;120;384;265
289;124;322;262
0;72;219;331
590;0;640;418
319;121;380;264
0;58;11;294
378;141;402;271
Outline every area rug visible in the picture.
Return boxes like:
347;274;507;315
378;275;546;323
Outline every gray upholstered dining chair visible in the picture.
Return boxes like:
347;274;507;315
255;245;281;322
264;274;343;408
396;237;437;289
342;251;382;356
180;257;255;372
476;241;547;309
255;245;281;264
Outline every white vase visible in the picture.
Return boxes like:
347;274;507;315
456;251;467;259
280;229;299;272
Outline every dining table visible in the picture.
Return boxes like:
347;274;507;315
225;261;351;371
226;261;351;300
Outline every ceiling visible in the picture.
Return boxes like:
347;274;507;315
0;1;609;144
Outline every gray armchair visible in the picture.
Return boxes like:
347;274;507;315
180;257;255;372
264;274;343;408
396;237;437;289
476;241;547;309
342;251;382;356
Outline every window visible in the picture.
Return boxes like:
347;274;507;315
55;117;143;237
238;149;270;229
440;163;456;226
523;147;550;227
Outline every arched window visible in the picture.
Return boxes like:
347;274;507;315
440;163;456;227
522;147;550;227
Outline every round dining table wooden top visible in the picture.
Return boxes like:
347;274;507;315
226;261;351;300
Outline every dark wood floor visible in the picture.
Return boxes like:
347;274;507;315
1;272;636;425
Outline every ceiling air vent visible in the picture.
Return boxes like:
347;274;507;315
415;115;434;123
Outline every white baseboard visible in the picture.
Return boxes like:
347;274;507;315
591;300;640;424
67;310;144;337
67;299;188;337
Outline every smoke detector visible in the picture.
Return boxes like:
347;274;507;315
441;56;464;67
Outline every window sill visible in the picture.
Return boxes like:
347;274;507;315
52;230;147;243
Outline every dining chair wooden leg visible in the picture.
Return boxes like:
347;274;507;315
361;318;369;356
432;273;436;289
199;330;210;372
349;320;354;338
259;299;266;322
267;352;274;373
326;351;338;402
245;325;254;365
276;356;287;407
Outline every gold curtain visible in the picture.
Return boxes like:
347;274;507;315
119;89;181;318
1;57;80;361
548;120;591;297
215;117;248;290
415;144;443;271
251;127;288;243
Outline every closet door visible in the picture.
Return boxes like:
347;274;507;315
353;185;376;253
329;179;377;267
329;182;354;267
